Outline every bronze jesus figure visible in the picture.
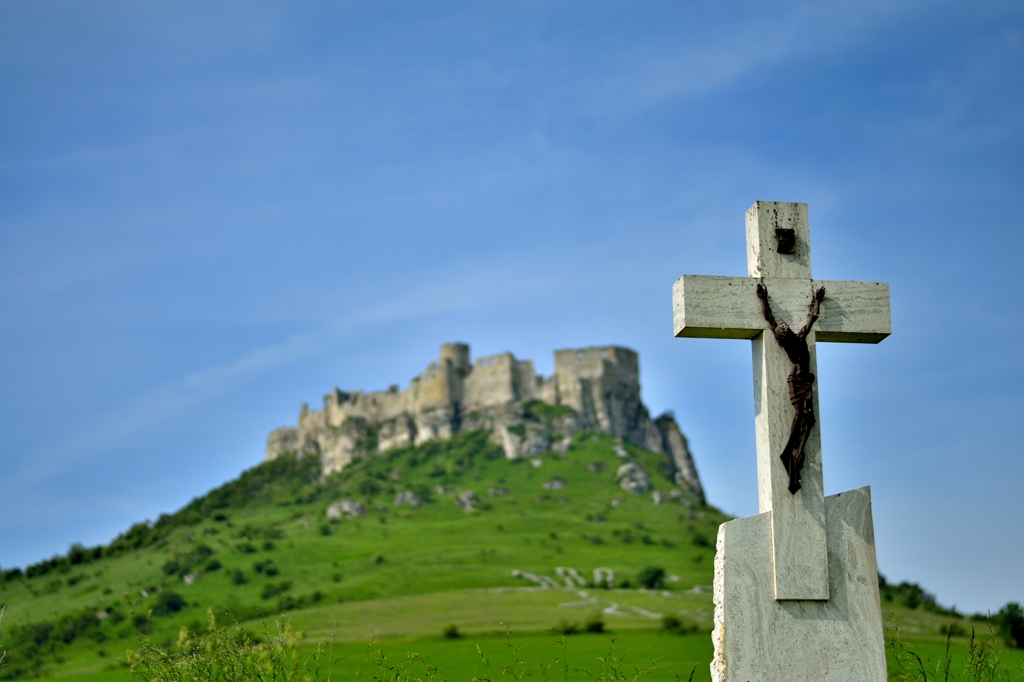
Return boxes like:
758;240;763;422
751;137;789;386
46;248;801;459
756;283;826;494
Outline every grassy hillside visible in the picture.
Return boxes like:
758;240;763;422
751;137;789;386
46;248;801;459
1;429;1021;681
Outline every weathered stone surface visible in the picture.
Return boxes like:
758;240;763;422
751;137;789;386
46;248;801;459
655;413;704;503
555;567;587;588
672;201;891;600
393;491;422;507
454;490;477;511
264;344;705;501
616;462;651;493
753;324;828;600
377;414;415;452
266;427;300;458
593;567;615;588
711;487;886;682
672;275;891;343
673;202;892;680
498;422;550;460
326;499;364;518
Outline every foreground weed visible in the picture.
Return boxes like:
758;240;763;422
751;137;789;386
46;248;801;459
126;608;337;682
574;638;658;682
362;633;445;682
549;634;570;682
887;617;1022;682
670;667;698;682
499;622;532;682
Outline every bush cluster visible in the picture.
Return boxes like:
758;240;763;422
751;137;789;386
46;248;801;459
7;542;105;582
995;602;1024;649
162;545;214;579
552;613;604;635
0;607;110;679
878;574;961;617
661;615;700;635
522;399;575;420
637;566;666;590
6;453;321;586
8;430;505;593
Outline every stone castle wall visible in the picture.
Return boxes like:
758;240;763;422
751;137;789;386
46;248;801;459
265;343;704;501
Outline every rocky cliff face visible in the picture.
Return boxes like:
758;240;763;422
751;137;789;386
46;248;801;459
265;343;704;502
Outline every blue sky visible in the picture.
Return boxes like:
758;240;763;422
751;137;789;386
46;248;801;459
1;1;1021;614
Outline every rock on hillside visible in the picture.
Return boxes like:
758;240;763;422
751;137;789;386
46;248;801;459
266;343;704;502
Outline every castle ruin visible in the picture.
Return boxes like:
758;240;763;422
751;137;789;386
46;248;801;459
265;343;704;501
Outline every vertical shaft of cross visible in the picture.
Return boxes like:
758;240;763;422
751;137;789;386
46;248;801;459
746;202;829;600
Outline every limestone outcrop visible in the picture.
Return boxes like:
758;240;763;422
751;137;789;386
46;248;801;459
265;343;704;502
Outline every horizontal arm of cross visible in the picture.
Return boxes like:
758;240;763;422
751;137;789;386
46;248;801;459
673;275;890;343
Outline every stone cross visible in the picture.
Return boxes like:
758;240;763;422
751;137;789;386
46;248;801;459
673;202;891;681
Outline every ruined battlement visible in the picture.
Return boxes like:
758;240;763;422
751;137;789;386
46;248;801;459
265;342;704;501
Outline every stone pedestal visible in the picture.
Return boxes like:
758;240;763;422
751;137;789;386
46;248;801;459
711;486;887;681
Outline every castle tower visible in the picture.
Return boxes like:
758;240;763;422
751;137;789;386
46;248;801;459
440;342;471;373
553;346;643;436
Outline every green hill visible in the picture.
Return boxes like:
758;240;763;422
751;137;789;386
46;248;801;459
1;430;1021;681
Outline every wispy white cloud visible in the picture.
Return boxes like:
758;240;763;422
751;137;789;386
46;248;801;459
0;259;569;498
553;0;926;117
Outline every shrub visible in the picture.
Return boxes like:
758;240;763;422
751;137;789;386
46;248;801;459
691;533;711;548
584;614;605;633
522;399;575;420
251;557;276;573
359;479;381;496
940;622;967;637
277;591;324;612
162;545;216;579
637;566;665;590
204;559;222;572
254;560;279;576
878;576;949;613
231;569;247;585
0;608;106;679
996;602;1024;648
261;581;292;600
661;614;698;634
554;621;580;635
132;613;153;635
1;567;23;582
442;624;460;639
152;591;186;616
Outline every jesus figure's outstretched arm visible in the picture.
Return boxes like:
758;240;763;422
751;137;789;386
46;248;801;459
756;283;778;332
798;287;826;338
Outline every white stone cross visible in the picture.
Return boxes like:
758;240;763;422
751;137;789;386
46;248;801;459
673;202;891;681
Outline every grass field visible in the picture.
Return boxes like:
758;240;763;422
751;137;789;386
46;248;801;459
7;619;1024;682
2;429;1021;680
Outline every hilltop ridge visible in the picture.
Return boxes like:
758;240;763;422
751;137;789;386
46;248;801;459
266;343;704;501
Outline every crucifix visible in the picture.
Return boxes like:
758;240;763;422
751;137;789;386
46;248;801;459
673;202;891;681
